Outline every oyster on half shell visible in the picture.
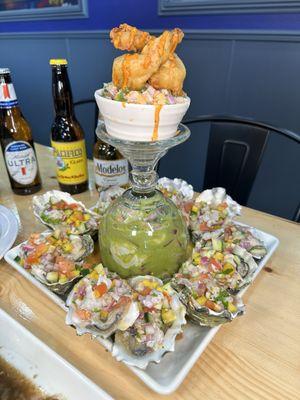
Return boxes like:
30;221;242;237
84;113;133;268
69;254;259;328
112;276;186;369
171;260;245;327
33;190;100;235
66;264;139;339
190;187;241;241
92;186;125;216
17;230;94;295
157;177;194;225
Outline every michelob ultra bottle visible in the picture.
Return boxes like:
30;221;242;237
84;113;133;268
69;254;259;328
93;135;129;191
50;59;88;194
0;68;42;195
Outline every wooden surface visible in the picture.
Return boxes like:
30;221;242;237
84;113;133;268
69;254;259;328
0;143;299;400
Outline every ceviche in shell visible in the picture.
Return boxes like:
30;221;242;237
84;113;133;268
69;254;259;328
33;190;99;235
221;224;267;259
172;260;245;327
92;186;125;216
157;177;194;223
112;276;186;369
190;188;241;241
15;230;94;295
66;264;139;338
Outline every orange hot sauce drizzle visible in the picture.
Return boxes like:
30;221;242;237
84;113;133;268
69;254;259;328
152;104;163;141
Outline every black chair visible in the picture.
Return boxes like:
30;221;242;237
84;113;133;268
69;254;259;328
183;115;300;222
74;98;99;141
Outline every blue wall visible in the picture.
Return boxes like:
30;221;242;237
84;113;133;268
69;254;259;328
2;0;300;32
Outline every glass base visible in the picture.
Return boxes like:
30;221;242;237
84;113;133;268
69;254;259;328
99;189;189;279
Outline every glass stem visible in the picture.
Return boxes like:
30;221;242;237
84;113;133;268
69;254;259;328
130;167;158;195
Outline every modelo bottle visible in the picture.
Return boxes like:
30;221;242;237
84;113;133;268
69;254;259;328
50;59;88;194
0;68;42;195
93;132;129;191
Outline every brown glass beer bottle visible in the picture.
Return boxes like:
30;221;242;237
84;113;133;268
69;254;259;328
50;59;88;194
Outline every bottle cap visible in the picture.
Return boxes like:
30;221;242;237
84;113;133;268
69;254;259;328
49;59;68;66
0;68;11;74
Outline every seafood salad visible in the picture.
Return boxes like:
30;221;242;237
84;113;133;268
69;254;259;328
102;82;187;106
15;230;94;293
113;276;186;368
66;264;139;338
33;191;99;235
190;188;241;240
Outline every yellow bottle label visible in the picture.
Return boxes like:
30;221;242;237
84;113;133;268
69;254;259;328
51;139;88;185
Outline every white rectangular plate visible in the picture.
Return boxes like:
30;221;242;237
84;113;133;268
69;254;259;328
0;309;113;400
5;224;279;395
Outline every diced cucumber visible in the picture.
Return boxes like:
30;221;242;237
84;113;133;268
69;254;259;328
46;271;59;283
212;238;223;252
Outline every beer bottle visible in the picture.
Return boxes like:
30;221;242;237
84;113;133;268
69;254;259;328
93;135;129;191
50;59;88;194
0;68;42;195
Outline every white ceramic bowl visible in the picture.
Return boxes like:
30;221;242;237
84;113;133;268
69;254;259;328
95;89;190;142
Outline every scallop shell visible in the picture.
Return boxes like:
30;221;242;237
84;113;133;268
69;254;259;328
65;267;139;339
171;281;245;328
32;190;100;235
112;276;186;369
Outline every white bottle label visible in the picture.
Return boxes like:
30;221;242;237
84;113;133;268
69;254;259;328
5;141;38;185
93;158;129;187
0;83;18;108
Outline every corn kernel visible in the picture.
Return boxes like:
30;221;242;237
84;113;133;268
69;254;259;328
196;296;207;306
228;302;237;313
214;252;224;261
192;205;199;213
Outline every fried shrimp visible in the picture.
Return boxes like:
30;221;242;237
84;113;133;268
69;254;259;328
112;28;184;91
149;53;186;96
110;23;153;52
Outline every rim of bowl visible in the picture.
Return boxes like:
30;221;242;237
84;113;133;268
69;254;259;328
94;88;191;108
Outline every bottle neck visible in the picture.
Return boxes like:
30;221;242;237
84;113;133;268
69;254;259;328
51;66;74;117
0;73;19;110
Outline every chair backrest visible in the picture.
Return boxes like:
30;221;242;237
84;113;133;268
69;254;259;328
73;99;99;141
184;115;300;206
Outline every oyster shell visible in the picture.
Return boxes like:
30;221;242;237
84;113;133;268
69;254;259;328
32;190;100;235
223;224;267;259
171;258;245;327
112;276;186;369
190;187;241;241
18;230;94;295
66;264;139;339
157;177;194;224
92;186;125;216
172;280;244;327
191;240;257;293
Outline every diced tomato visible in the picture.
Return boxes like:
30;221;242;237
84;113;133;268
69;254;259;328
163;291;172;302
140;287;152;296
211;258;222;270
94;283;108;297
218;202;228;210
205;300;218;311
76;309;91;320
199;223;211;232
183;201;193;213
69;203;80;210
56;256;75;275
